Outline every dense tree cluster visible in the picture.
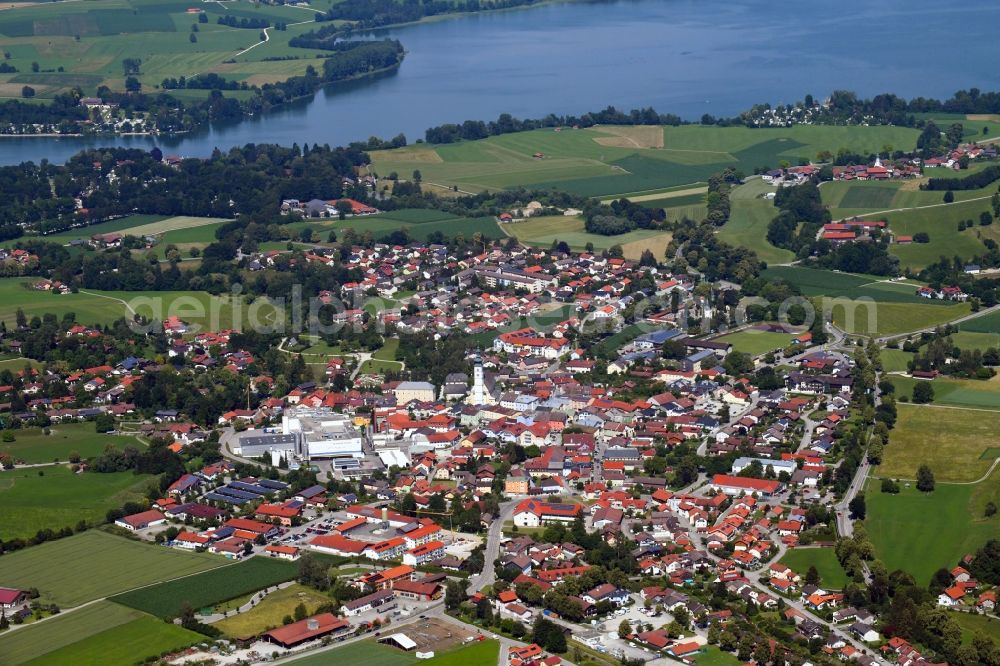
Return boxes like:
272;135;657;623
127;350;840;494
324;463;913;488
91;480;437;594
424;106;684;144
924;163;1000;191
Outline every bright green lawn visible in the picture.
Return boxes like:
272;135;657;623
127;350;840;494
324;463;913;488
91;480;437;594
879;348;914;373
865;467;1000;585
504;215;671;259
889;375;1000;412
695;646;742;666
0;600;145;665
286;639;417;666
0;465;153;540
0;530;226;606
0;422;142;464
25;615;202;666
778;548;850;590
717;178;795;265
716;327;798;356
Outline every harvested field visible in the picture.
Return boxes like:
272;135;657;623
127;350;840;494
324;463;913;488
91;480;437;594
592;125;664;149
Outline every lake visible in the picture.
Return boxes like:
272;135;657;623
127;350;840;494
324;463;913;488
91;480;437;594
2;0;999;165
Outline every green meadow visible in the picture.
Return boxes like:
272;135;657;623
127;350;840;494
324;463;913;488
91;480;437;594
0;465;153;540
24;615;202;666
866;465;1000;585
778;548;850;590
0;530;226;606
888;375;1000;412
879;403;1000;481
718;178;795;264
372;124;921;198
759;266;970;336
0;422;143;464
286;208;504;243
0;600;145;665
0;0;338;99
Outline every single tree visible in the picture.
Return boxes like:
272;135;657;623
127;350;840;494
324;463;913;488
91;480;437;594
916;465;935;492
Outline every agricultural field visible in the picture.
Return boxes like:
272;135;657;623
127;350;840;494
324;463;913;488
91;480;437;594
286;208;504;244
0;0;339;99
0;600;145;665
888;375;1000;412
778;548;850;589
959;308;1000;333
25;615;202;666
821;175;997;220
882;198;996;271
0;464;153;540
865;465;1000;585
0;530;226;606
111;556;298;618
716;326;798;356
30;214;228;245
0;422;142;464
879;404;1000;482
717;178;795;265
759;267;970;336
373;124;920;198
503;215;671;261
212;583;332;639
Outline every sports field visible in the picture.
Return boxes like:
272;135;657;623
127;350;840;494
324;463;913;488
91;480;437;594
778;548;850;589
716;327;796;356
373;124;920;198
111;556;298;618
0;465;153;540
0;422;142;464
288;639;418;666
879;404;1000;482
866;465;1000;585
0;600;145;665
889;375;1000;412
25;615;202;666
0;0;338;99
0;530;225;606
503;215;671;260
717;178;795;264
212;583;331;639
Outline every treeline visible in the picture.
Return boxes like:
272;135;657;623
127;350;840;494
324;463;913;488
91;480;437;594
584;198;666;236
0;93;89;133
925;163;1000;191
217;15;269;29
424;106;684;144
314;0;544;29
161;73;248;91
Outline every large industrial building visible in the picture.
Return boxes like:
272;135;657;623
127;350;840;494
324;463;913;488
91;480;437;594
232;407;364;464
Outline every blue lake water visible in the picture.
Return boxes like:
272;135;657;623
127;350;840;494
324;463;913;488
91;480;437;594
2;0;999;165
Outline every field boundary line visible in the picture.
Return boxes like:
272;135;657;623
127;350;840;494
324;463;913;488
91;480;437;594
77;291;136;317
834;193;994;222
875;456;999;486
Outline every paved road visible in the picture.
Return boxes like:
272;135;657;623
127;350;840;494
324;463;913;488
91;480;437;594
469;499;518;594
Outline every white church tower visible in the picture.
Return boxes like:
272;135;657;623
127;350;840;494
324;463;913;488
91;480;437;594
471;353;485;405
